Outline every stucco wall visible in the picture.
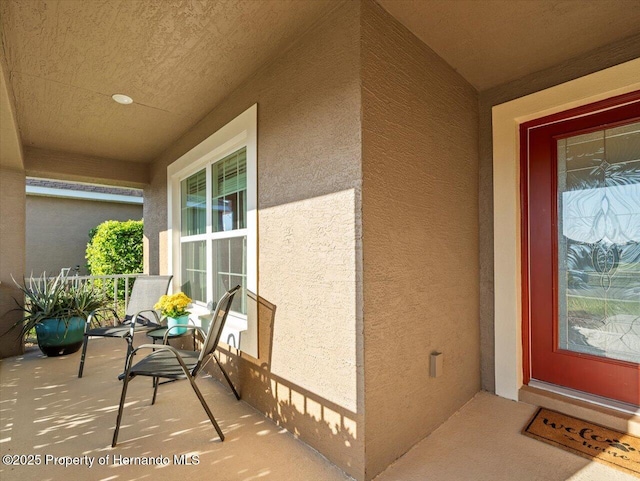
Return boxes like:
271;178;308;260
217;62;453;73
145;1;365;478
361;2;480;478
24;147;149;189
26;195;142;276
0;168;26;357
478;33;640;393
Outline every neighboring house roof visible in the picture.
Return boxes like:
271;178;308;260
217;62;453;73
26;178;143;204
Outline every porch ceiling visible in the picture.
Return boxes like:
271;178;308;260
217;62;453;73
376;0;640;91
0;0;341;163
0;0;639;167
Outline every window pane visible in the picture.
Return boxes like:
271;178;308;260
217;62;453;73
557;121;640;363
212;148;247;232
212;236;246;314
181;241;206;303
181;169;206;236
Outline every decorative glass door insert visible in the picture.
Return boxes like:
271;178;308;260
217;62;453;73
524;92;640;406
557;121;640;364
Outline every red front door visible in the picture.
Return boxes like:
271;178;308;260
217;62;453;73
522;92;640;406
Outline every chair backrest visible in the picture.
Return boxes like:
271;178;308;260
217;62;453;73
125;276;173;319
193;285;241;375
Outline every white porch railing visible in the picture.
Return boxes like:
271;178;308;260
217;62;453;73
57;273;142;314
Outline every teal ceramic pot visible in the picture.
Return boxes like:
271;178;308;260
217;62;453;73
35;316;85;357
167;315;189;335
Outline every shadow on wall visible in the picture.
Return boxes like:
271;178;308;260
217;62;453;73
210;294;360;473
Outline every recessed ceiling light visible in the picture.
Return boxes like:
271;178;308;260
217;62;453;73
112;94;133;105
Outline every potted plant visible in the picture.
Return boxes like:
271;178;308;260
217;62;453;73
10;273;105;356
154;292;192;334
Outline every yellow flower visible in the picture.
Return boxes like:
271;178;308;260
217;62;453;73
155;292;192;317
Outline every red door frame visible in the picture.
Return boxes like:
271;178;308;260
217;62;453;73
520;90;640;405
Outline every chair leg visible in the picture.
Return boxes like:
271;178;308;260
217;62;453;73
151;377;159;405
213;353;240;400
112;371;133;447
123;338;133;375
186;374;225;441
78;335;89;378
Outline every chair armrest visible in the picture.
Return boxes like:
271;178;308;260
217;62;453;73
132;309;161;324
86;307;120;331
128;309;162;338
124;343;192;377
131;343;175;355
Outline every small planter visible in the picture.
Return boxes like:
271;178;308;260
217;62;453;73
167;314;189;335
35;317;85;357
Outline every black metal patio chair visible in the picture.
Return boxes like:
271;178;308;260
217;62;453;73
111;285;241;447
77;275;173;378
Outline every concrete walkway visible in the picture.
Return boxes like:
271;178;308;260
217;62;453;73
375;392;636;481
0;341;635;481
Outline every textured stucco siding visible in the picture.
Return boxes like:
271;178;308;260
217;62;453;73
478;32;640;393
26;195;142;276
361;2;480;478
0;168;26;357
0;174;23;279
0;50;25;357
145;2;365;478
24;147;149;188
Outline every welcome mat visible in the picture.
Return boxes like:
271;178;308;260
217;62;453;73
523;408;640;476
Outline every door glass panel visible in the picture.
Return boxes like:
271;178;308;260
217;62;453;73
557;121;640;363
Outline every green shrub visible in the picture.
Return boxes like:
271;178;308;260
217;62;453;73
86;220;143;275
86;220;143;304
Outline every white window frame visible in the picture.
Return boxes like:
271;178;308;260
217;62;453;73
167;104;257;332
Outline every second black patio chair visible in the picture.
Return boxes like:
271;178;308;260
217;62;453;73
111;285;241;447
77;275;173;378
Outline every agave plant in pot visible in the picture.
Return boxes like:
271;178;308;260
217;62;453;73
11;273;105;357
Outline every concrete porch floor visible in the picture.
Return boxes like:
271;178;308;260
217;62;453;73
0;341;635;481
